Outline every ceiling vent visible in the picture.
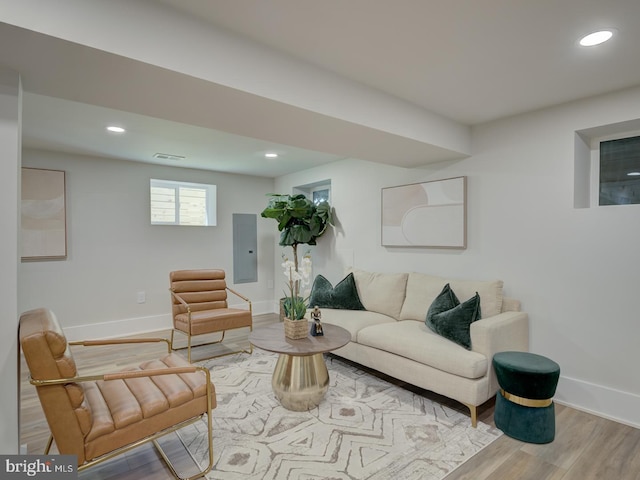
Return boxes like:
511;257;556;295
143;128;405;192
153;152;185;161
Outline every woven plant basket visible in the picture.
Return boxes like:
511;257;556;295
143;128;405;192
283;318;309;340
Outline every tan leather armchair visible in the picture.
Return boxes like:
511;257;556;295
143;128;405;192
19;308;215;479
169;269;253;362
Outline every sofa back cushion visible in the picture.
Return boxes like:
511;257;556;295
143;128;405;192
399;272;446;321
501;297;521;312
349;269;408;319
449;278;503;317
399;272;504;320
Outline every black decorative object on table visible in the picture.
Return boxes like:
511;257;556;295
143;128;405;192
310;306;324;336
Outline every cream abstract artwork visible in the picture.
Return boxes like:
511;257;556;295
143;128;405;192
381;176;466;248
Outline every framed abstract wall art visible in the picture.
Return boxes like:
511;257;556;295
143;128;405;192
21;167;67;260
381;176;466;248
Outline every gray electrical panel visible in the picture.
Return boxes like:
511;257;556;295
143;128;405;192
232;213;257;284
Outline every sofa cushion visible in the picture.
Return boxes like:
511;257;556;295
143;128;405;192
350;269;408;319
399;272;504;320
308;273;366;310
501;297;521;312
426;284;481;349
399;272;448;321
449;278;502;318
318;308;396;341
357;321;488;379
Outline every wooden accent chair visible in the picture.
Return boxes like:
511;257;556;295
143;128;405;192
19;308;216;480
169;269;253;363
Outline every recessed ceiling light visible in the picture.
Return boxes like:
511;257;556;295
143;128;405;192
153;152;185;161
579;30;614;47
627;172;640;176
106;125;126;133
265;152;279;158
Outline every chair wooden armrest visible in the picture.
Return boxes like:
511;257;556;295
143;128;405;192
70;337;171;352
171;287;251;311
227;286;251;306
170;290;191;311
29;365;208;386
105;366;203;381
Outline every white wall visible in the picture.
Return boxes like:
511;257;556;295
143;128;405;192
20;150;277;339
275;86;640;428
0;68;21;454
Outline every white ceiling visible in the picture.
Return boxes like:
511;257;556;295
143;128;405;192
159;0;640;124
21;93;346;178
4;0;640;177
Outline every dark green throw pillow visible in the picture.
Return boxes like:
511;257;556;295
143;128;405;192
426;284;481;349
308;273;366;310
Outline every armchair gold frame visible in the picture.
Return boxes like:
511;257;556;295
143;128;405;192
169;269;253;363
20;308;215;480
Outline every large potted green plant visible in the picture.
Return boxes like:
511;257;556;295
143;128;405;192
261;193;333;335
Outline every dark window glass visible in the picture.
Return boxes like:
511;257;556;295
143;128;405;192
599;135;640;205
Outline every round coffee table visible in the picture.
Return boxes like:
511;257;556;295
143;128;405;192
249;322;351;411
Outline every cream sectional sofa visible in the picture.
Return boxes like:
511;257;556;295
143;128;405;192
317;269;529;427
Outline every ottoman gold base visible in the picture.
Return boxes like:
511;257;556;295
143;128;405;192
499;388;553;408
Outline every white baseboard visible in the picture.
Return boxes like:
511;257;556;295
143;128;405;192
555;375;640;429
64;313;174;341
64;300;276;341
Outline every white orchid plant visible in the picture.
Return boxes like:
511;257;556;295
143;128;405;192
282;251;312;320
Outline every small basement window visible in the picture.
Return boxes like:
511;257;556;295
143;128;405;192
574;119;640;208
293;179;332;205
599;135;640;205
150;179;217;226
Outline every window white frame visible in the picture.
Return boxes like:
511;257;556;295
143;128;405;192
311;186;331;205
150;179;217;226
293;179;332;205
574;118;640;209
589;129;640;208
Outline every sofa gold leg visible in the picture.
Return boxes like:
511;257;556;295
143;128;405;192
464;403;478;428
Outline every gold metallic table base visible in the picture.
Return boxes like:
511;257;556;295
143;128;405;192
249;323;351;412
272;353;329;411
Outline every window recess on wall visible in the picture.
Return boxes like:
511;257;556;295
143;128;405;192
574;119;640;208
293;179;331;205
150;179;216;226
599;135;640;205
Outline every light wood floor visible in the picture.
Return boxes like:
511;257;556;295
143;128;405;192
20;313;640;480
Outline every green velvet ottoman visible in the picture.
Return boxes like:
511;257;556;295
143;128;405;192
493;351;560;444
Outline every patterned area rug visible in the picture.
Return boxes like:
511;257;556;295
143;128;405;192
179;351;501;480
